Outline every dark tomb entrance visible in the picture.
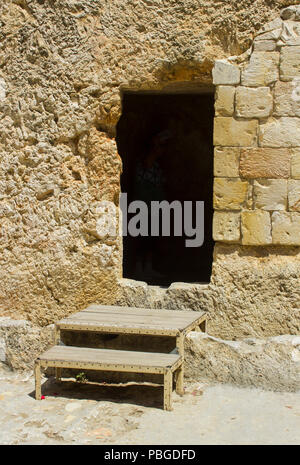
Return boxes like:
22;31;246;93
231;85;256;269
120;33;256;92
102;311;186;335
116;90;215;286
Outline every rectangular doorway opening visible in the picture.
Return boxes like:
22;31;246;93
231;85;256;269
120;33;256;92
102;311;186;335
116;90;215;287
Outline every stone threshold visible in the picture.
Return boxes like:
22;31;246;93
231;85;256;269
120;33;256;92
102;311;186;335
115;278;211;311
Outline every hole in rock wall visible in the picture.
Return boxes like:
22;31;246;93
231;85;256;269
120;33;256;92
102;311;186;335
116;90;215;286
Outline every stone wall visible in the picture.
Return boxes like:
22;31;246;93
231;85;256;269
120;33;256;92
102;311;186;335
116;6;300;341
213;6;300;246
0;1;300;344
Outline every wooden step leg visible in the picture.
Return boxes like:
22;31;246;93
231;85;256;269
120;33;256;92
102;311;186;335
55;367;62;383
193;320;207;333
176;335;184;357
35;361;41;400
163;369;172;411
199;319;207;333
175;364;184;396
54;326;60;344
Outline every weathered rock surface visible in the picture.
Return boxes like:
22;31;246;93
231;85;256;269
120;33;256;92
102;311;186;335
274;81;300;117
288;179;300;211
0;317;55;370
213;211;241;242
214;147;240;178
185;332;300;392
241;210;272;245
236;86;273;118
259;117;300;147
213;178;249;210
291;149;300;178
253;179;287;210
212;61;240;85
272;211;300;244
2;1;300;352
240;148;291;179
241;51;279;87
0;0;291;327
280;45;300;80
215;86;235;116
214;118;258;147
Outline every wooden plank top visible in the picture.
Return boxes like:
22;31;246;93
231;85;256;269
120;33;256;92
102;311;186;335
57;304;206;336
38;345;181;369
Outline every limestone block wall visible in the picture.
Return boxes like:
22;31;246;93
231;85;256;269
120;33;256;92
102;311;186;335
213;5;300;247
116;5;300;341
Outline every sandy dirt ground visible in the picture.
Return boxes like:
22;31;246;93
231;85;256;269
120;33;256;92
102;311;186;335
0;364;299;445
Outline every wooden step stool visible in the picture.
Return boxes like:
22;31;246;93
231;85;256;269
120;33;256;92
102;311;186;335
35;345;183;411
35;305;207;410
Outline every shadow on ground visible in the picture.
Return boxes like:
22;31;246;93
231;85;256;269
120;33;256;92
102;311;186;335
29;377;166;409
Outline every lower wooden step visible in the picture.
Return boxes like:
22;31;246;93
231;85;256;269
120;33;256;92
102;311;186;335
35;346;183;411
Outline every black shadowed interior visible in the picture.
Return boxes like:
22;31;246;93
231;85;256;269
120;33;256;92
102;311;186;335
116;90;215;286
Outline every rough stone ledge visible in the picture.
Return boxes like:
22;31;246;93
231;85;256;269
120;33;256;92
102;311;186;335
185;332;300;392
115;278;211;310
0;318;55;371
280;5;300;21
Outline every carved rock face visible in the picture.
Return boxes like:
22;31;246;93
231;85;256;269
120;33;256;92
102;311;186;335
1;1;300;344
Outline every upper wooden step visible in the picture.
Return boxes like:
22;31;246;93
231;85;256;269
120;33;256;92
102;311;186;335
37;345;182;374
56;304;207;336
